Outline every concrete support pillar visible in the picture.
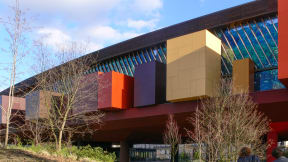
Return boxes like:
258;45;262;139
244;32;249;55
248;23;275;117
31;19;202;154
120;141;130;162
267;131;278;162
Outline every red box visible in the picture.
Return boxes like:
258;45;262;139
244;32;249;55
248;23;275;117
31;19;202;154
0;95;25;124
98;71;134;110
278;0;288;87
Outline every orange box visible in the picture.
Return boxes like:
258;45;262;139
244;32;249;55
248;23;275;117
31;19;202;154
98;71;134;110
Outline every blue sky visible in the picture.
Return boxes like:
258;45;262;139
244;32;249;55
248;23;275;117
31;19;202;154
0;0;253;91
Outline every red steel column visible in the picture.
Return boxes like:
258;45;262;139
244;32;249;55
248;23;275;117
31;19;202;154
278;0;288;87
267;131;278;162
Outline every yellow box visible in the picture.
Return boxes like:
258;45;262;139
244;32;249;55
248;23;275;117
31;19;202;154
232;58;255;94
166;30;221;102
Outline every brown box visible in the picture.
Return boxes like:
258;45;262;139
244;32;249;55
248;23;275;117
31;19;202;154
232;58;255;94
166;30;222;102
25;90;60;120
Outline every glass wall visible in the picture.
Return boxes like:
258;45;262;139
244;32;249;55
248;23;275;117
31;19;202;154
214;15;284;91
86;43;166;77
88;14;284;91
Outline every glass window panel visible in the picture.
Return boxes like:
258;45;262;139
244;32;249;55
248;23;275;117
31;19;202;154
237;25;262;68
98;64;103;72
105;63;110;72
152;48;162;62
101;64;107;72
131;54;138;66
142;50;151;62
138;51;147;63
230;27;250;59
135;53;142;64
243;24;270;67
161;44;167;55
115;59;123;73
148;48;156;61
127;56;135;74
108;61;114;72
122;57;132;76
157;46;166;63
254;69;285;91
223;30;242;60
255;21;277;66
112;60;119;72
119;58;128;75
221;59;229;75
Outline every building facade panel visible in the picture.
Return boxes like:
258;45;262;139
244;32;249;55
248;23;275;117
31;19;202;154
278;0;288;87
166;30;221;102
134;61;166;107
73;72;99;114
0;95;25;124
232;58;255;94
25;90;61;120
98;71;134;110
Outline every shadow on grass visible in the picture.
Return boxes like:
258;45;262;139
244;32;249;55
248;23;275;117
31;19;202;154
0;148;57;162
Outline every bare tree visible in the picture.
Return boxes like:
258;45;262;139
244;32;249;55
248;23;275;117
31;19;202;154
163;114;181;162
0;0;30;148
34;42;104;151
187;79;270;162
16;111;50;146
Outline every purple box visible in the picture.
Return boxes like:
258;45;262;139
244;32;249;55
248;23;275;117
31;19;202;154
134;61;166;107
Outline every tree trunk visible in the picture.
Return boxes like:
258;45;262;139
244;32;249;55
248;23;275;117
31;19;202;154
57;129;63;151
4;121;10;147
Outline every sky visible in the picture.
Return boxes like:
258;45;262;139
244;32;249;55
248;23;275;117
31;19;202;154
0;0;254;91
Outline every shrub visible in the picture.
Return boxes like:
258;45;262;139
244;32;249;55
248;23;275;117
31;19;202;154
8;144;116;162
73;145;116;162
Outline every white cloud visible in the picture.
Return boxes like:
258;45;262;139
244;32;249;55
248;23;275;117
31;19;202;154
1;0;161;53
132;0;163;13
3;0;120;23
85;42;104;53
36;26;141;52
127;19;158;30
85;25;142;43
37;28;71;49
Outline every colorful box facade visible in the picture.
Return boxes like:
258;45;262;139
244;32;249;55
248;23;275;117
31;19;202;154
166;30;222;102
232;58;255;94
278;0;288;87
73;72;99;114
98;71;134;110
134;61;166;107
0;95;25;124
25;90;60;120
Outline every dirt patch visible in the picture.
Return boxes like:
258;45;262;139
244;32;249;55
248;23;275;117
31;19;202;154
0;149;56;162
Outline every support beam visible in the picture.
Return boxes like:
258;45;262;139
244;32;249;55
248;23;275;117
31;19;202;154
120;141;130;162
